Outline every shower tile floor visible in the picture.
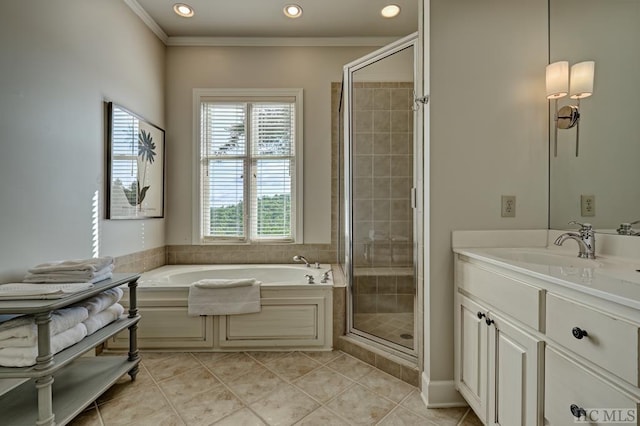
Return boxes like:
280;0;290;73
70;350;481;426
353;313;414;348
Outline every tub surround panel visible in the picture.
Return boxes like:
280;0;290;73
105;265;333;351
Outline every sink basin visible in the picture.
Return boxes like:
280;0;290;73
486;248;602;268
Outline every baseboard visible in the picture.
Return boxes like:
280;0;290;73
421;373;468;408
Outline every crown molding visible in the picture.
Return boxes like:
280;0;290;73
166;36;398;47
124;0;169;44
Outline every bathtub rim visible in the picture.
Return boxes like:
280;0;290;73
135;263;334;290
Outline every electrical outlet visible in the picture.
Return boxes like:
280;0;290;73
501;195;516;218
581;195;595;217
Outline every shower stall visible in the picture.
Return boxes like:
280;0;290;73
340;33;422;361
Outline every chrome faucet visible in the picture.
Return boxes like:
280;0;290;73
617;220;640;236
554;221;596;259
293;255;311;267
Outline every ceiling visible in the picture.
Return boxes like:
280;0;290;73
131;0;419;40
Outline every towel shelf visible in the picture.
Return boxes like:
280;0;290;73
0;273;141;426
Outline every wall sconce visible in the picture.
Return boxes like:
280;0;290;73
546;60;595;157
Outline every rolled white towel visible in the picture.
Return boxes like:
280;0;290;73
27;257;114;274
83;303;125;335
0;323;88;367
193;278;258;289
73;287;123;316
0;306;89;341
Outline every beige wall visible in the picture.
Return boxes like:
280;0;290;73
425;0;549;389
0;1;166;281
164;45;378;245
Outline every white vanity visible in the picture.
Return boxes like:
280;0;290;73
453;230;640;425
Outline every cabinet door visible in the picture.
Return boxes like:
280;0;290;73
488;311;543;426
455;294;489;424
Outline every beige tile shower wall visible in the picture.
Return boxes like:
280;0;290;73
353;83;414;268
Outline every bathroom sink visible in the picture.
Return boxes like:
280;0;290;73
485;248;602;268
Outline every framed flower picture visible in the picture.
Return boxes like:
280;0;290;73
106;102;165;219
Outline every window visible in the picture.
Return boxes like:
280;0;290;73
193;89;303;244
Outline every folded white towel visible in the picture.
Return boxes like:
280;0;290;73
0;323;88;367
23;265;114;283
0;306;89;342
73;287;123;316
28;257;115;274
193;278;257;289
83;303;125;335
188;281;261;316
0;282;94;298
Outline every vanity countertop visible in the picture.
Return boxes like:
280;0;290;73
454;246;640;311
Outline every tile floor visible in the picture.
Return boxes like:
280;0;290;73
70;350;482;426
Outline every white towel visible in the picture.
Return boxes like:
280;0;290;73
188;280;261;316
23;265;114;283
83;303;125;335
73;287;123;316
0;323;88;367
28;257;115;274
193;278;257;289
0;282;94;298
0;306;89;342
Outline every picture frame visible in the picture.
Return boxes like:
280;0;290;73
106;102;165;219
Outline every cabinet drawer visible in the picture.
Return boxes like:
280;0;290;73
456;260;543;330
545;346;639;425
546;293;639;386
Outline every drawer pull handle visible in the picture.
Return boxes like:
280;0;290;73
572;327;588;339
485;317;495;326
477;312;486;319
570;404;586;418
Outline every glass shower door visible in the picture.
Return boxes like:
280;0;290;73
344;34;418;355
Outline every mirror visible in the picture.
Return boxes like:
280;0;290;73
549;0;640;234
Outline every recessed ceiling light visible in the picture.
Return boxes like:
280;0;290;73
283;4;303;19
173;3;194;18
381;4;401;18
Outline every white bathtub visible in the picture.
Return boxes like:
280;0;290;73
105;264;334;352
138;264;333;288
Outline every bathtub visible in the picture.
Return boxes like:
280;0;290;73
105;264;333;352
138;264;333;288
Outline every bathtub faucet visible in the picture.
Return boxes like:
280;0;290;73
293;255;311;267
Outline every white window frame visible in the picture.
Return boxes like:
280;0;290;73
192;88;304;244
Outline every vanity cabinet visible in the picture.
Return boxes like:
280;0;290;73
0;274;140;426
454;251;640;426
455;290;542;425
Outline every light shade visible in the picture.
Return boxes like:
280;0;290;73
570;61;595;99
546;61;569;99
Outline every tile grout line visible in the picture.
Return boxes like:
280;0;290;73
192;351;275;425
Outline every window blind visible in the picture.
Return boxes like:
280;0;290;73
200;99;296;242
